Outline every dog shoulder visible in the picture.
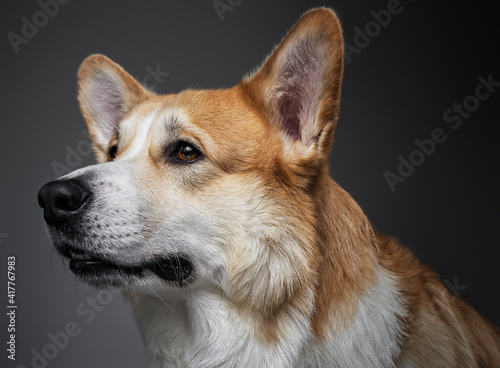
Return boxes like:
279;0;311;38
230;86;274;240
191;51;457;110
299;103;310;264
376;234;500;367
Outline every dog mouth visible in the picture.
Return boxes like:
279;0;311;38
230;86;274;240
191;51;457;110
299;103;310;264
62;246;193;284
68;249;145;278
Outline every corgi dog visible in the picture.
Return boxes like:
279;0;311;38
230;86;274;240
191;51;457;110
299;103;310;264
38;8;500;368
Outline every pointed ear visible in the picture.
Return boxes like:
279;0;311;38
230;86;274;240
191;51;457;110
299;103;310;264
77;54;154;163
241;8;344;163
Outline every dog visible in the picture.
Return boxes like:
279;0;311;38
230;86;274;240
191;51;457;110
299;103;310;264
38;8;500;367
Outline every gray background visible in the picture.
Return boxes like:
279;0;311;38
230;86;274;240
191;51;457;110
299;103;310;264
1;1;499;367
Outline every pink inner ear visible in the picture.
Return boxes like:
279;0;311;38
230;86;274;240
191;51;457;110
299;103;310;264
279;95;302;140
89;72;126;143
276;37;322;144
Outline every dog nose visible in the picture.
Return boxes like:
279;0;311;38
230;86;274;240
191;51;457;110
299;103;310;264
38;180;91;226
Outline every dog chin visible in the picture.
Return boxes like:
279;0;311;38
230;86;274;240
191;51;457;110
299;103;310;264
53;240;195;288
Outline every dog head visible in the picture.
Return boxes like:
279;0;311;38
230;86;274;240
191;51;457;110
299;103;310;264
38;8;344;313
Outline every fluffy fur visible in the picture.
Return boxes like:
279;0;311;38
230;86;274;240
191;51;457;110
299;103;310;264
40;8;500;367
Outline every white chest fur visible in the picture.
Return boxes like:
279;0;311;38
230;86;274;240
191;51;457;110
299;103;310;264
131;268;405;368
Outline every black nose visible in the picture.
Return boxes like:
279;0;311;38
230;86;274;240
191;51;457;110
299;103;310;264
38;179;91;226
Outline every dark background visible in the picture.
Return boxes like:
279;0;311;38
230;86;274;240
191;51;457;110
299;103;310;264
1;1;499;367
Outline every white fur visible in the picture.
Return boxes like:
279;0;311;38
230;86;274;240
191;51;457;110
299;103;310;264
298;268;406;368
130;265;406;367
133;288;314;368
119;109;158;160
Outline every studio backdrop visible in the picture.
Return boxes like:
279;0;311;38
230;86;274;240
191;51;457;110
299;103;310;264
1;1;499;367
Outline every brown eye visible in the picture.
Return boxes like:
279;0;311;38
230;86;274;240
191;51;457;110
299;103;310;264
175;142;201;162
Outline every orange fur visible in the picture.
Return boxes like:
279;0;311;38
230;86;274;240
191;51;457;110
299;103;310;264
72;7;500;366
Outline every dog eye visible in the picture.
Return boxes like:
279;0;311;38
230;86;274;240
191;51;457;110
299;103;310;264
108;144;118;161
174;142;201;162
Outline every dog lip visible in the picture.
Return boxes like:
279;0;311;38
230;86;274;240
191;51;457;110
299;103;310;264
69;250;89;260
59;243;193;283
150;256;192;282
69;257;145;277
59;243;143;274
57;243;97;261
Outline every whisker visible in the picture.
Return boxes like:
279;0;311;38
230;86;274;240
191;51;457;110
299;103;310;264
147;286;178;314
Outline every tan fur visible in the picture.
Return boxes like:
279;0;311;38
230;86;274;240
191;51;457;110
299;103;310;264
378;234;500;366
74;7;500;366
77;54;154;162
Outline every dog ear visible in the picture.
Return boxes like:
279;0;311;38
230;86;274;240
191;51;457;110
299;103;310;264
77;54;154;163
242;8;344;167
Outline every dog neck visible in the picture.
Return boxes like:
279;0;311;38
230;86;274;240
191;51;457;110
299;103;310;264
125;174;405;367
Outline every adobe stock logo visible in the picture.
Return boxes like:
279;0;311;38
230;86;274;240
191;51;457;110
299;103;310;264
7;0;71;54
384;74;499;192
141;64;169;90
16;288;121;368
345;0;411;64
213;0;243;22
